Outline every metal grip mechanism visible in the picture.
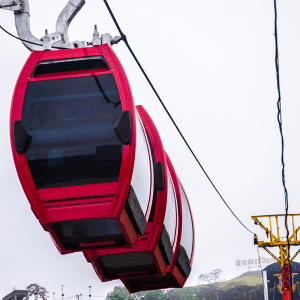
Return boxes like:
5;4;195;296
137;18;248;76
0;0;121;51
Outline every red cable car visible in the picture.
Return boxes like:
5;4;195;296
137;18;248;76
10;45;158;254
122;155;195;292
83;105;178;281
5;0;195;291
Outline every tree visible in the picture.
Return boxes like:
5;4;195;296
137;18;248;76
105;286;133;300
198;269;223;284
143;290;168;300
105;286;145;300
210;269;223;283
25;284;49;300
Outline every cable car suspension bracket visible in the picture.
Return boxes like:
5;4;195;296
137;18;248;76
0;0;121;51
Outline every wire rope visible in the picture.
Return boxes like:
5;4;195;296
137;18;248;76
274;0;291;260
274;0;293;295
102;0;255;235
0;25;67;49
0;2;255;235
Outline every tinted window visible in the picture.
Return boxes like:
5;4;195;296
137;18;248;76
56;218;126;246
163;169;177;246
131;110;152;215
23;74;123;189
179;181;193;260
32;56;109;77
100;252;156;274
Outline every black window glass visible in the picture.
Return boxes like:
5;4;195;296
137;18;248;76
100;252;156;274
22;74;123;189
56;218;126;247
32;56;109;77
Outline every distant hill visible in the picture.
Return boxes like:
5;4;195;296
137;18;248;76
196;270;263;290
105;271;264;299
167;271;264;299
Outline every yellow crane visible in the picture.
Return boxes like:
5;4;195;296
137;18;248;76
252;214;300;300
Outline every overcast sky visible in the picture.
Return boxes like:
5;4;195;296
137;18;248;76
1;0;300;298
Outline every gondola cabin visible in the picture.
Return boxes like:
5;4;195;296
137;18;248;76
10;45;157;254
122;154;195;292
85;153;181;283
84;105;172;281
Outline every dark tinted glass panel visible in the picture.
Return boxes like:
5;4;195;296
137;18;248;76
176;245;191;278
56;218;125;246
23;74;123;189
32;56;109;77
100;252;156;274
124;273;176;289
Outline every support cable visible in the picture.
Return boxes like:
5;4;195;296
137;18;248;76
0;25;66;49
0;4;255;236
103;0;255;235
274;0;293;295
274;0;290;260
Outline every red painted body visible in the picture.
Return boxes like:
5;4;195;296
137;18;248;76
282;264;292;300
9;45;155;254
83;105;171;281
122;153;195;292
9;45;194;291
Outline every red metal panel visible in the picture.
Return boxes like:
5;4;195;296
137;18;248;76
37;182;117;201
121;153;194;292
84;167;176;280
47;202;113;221
83;106;170;281
9;45;147;253
10;51;50;224
136;105;167;237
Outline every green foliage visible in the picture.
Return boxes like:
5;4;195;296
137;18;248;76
168;287;199;300
105;287;169;300
143;290;168;300
105;287;146;300
106;276;264;300
105;286;133;300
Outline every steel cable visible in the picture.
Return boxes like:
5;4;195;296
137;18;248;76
0;25;67;49
103;0;255;235
0;3;255;236
274;0;293;295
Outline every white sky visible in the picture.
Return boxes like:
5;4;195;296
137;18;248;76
1;0;300;297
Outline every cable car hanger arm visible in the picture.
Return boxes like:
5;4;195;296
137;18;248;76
0;0;86;50
0;0;122;51
56;0;85;44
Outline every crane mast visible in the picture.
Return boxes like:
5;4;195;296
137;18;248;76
252;214;300;300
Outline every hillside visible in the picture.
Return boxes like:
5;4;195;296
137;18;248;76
106;271;264;299
196;270;263;290
166;271;264;299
